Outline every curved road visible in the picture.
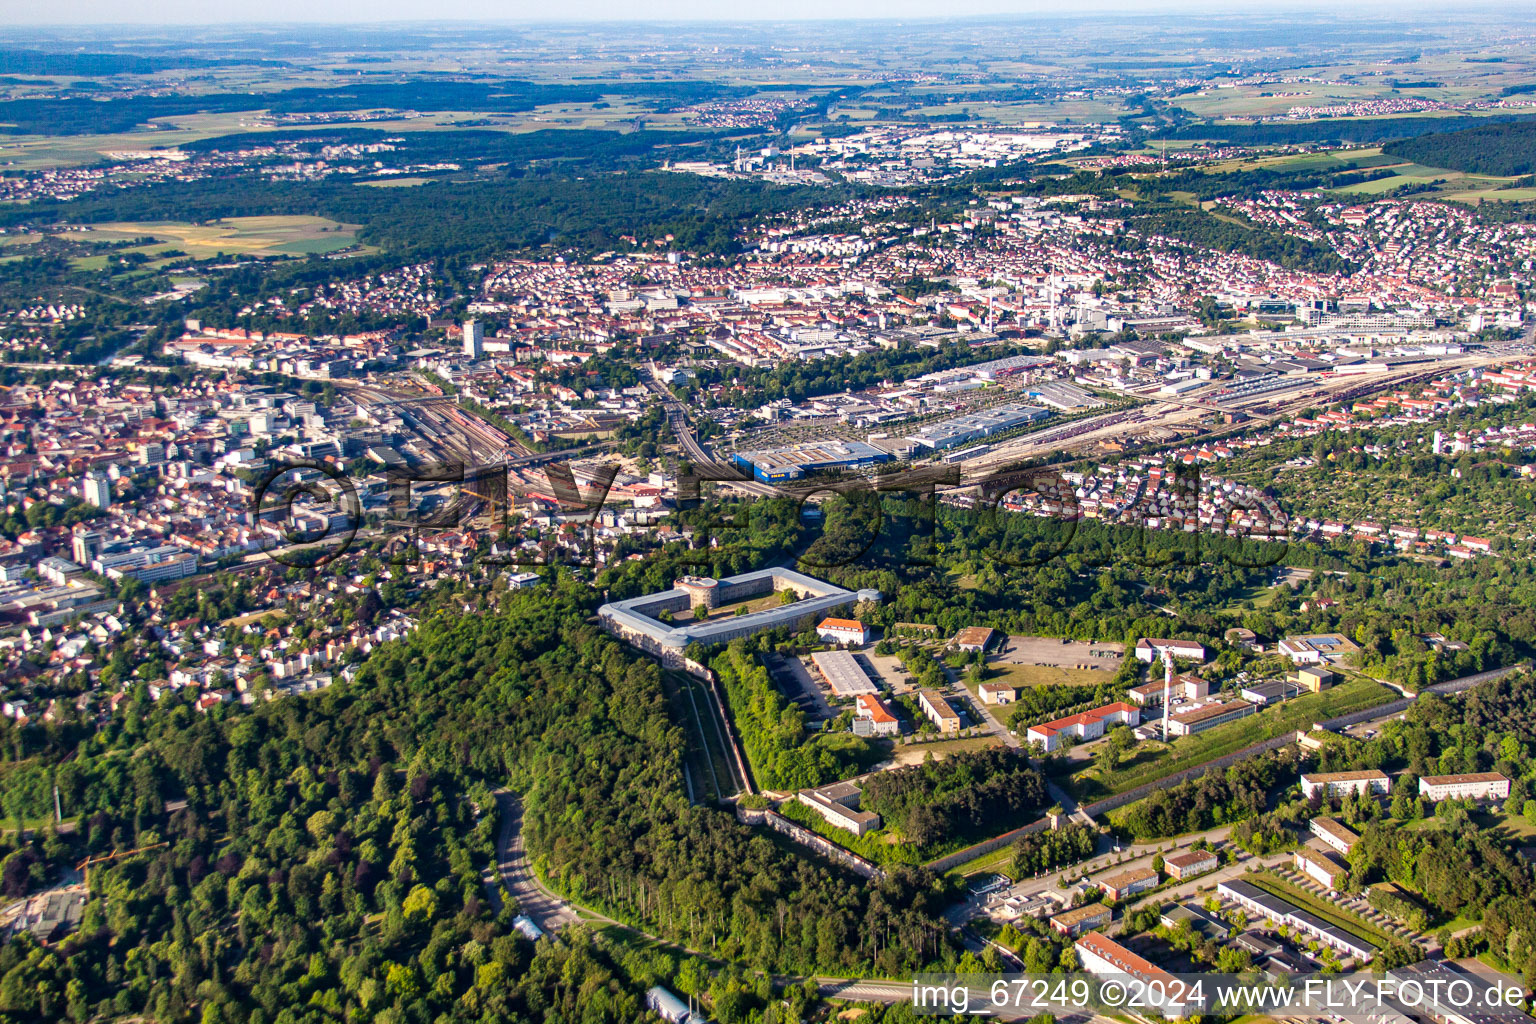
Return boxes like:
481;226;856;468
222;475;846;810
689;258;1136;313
487;789;938;1010
488;790;1123;1024
488;789;596;932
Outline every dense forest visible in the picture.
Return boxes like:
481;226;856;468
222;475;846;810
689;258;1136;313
179;126;731;175
1115;746;1303;840
0;48;259;75
1382;121;1536;177
0;172;850;262
1156;112;1536;146
0;79;739;136
1010;823;1098;879
0;586;959;1022
860;748;1049;847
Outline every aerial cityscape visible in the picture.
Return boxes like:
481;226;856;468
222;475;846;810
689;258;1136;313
1;5;1536;1023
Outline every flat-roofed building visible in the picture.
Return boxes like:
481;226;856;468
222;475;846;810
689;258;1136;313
908;402;1051;450
1295;846;1350;890
1300;769;1391;799
647;986;697;1024
918;690;961;733
1298;666;1335;691
1241;679;1305;706
1098;866;1159;901
733;439;893;483
1218;879;1376;961
797;782;881;836
1050;902;1111;936
854;693;900;736
809;650;879;697
1418;772;1510;802
1159;903;1231;941
1386;960;1532;1024
1167;698;1258;737
1164;849;1219;881
1278;632;1360;666
1310;817;1360;855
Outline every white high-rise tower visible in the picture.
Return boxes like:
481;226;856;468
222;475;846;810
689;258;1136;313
462;320;484;360
83;472;112;510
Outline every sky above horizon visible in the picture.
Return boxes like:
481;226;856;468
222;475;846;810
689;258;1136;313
0;0;1459;27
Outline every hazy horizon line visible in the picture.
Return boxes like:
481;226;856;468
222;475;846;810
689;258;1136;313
4;0;1534;31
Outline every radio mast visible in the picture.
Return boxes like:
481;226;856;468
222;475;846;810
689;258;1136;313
1161;648;1173;741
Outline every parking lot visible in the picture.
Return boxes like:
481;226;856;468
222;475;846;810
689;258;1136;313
762;652;836;724
995;635;1125;670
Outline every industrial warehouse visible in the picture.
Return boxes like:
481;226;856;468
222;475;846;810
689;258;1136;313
732;439;893;482
907;401;1052;450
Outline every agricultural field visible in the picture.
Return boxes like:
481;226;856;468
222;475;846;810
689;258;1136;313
73;216;365;264
1327;158;1529;200
0;100;678;172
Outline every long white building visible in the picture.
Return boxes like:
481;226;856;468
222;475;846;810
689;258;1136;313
1300;770;1391;799
1418;772;1510;802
